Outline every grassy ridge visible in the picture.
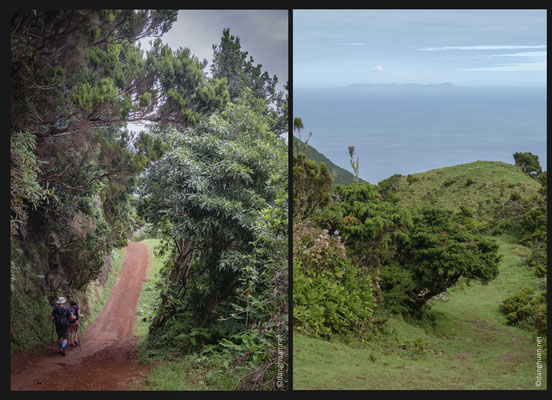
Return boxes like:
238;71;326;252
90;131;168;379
294;234;546;390
390;161;541;220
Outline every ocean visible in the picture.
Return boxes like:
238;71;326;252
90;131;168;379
293;84;547;184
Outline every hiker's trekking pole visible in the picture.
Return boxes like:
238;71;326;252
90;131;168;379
51;320;55;352
78;318;83;352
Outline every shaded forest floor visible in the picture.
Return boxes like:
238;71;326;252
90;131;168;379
293;234;547;390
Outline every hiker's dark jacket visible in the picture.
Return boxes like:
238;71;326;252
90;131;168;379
51;306;73;329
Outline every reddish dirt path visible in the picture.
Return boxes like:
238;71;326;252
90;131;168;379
11;242;152;391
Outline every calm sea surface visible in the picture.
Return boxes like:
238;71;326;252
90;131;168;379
293;86;547;184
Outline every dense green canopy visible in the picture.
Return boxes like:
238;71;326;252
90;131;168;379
137;93;288;379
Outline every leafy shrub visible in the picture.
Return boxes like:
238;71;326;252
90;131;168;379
459;205;473;218
442;178;455;188
293;153;332;218
510;192;522;202
500;287;534;316
400;337;433;359
293;221;374;339
386;193;400;204
378;173;402;198
492;218;515;235
320;183;412;273
519;202;546;246
407;174;420;185
316;183;500;317
517;192;546;277
461;216;487;233
379;261;416;315
500;288;547;332
523;248;547;278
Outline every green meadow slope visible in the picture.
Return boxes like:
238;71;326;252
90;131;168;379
294;234;546;390
388;161;542;220
294;161;546;390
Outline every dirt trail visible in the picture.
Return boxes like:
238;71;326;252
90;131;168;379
11;241;152;391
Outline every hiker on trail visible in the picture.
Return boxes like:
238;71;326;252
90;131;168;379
50;297;75;356
68;299;83;347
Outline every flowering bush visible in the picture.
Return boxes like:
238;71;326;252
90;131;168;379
293;220;374;339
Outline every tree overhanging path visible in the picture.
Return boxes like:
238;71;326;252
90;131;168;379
11;242;150;391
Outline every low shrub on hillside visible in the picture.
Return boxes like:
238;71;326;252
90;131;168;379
500;287;547;332
406;174;420;185
492;218;516;235
493;189;547;277
523;248;547;278
442;177;456;188
378;174;402;198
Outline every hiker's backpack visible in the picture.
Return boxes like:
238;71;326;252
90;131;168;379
53;306;71;329
69;306;79;322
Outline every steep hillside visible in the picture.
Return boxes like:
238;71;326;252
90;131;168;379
293;136;363;185
380;161;542;222
295;160;546;389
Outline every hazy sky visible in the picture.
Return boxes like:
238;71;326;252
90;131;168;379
142;10;288;90
294;10;547;88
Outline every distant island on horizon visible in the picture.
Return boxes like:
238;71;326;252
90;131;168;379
346;82;463;89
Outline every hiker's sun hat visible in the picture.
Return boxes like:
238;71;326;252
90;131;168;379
56;297;66;305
